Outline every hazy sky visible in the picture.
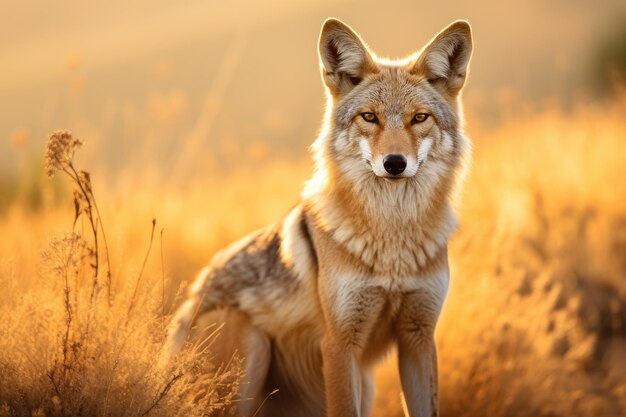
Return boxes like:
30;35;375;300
1;0;625;173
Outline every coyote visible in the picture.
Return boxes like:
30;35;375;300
165;18;473;417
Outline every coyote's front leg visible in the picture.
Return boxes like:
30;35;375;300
321;334;362;417
396;288;446;417
320;278;386;417
398;335;439;417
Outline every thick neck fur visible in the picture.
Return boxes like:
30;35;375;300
303;124;462;277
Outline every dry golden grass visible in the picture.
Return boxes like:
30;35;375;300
1;132;244;417
1;94;625;416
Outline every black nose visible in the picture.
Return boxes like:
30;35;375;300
383;154;407;175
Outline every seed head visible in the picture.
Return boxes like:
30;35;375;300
44;130;83;177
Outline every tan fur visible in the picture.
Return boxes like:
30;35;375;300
164;18;473;417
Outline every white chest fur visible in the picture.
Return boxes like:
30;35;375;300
332;269;449;322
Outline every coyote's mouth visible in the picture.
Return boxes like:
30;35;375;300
382;176;407;182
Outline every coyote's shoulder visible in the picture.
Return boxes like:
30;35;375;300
165;17;473;417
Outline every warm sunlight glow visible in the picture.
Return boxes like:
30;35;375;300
1;1;625;416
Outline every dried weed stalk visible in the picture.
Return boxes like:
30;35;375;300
0;129;247;417
45;130;113;304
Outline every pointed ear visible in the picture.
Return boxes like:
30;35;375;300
318;18;378;97
411;21;473;97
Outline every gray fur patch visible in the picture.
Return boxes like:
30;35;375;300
197;225;300;311
330;67;459;138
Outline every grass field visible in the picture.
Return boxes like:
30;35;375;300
0;93;625;416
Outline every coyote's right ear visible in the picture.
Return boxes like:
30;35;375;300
318;18;378;97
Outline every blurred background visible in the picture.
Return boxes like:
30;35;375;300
1;1;626;416
2;0;626;177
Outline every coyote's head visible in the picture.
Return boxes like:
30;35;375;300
314;19;472;187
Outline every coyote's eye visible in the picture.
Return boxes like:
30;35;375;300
361;112;378;123
412;113;430;124
349;76;362;86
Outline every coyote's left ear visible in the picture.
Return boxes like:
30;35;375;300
318;18;378;97
412;21;473;97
